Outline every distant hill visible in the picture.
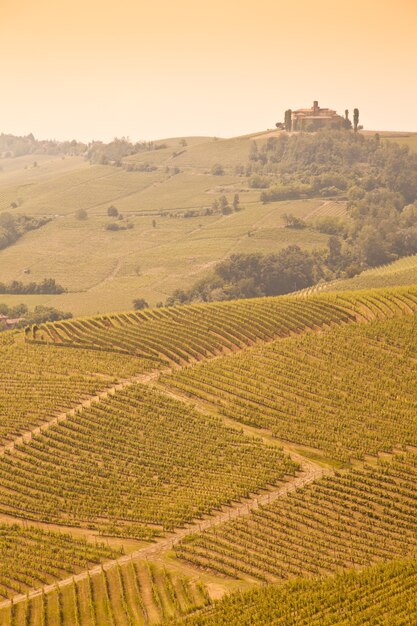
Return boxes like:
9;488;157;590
1;127;416;315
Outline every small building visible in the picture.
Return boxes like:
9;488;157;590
290;101;345;131
6;318;25;327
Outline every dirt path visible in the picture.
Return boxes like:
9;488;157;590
0;457;327;610
0;360;329;610
0;371;159;457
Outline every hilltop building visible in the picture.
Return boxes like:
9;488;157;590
282;101;346;132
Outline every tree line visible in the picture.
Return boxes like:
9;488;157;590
0;212;52;251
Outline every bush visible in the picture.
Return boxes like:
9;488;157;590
211;163;224;176
107;205;118;217
133;298;149;310
76;209;88;220
249;174;270;189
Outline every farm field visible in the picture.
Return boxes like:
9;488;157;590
175;450;417;581
3;286;417;622
0;525;118;600
0;333;150;447
170;557;417;625
0;559;211;626
32;285;417;366
0;132;335;314
160;311;417;460
33;291;364;362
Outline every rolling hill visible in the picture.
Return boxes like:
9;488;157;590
0;131;341;315
2;126;417;624
1;285;417;623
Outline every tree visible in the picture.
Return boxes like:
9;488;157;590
344;110;352;129
233;194;240;211
133;298;149;310
76;209;88;220
211;163;224;176
353;108;360;132
284;109;292;132
219;195;230;214
282;213;306;229
107;205;118;217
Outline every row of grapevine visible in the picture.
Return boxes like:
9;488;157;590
0;339;149;447
0;384;297;534
175;451;417;582
30;292;370;363
0;560;211;625
0;524;118;600
161;314;417;460
170;556;417;625
28;286;417;366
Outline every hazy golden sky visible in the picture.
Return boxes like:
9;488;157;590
0;0;416;141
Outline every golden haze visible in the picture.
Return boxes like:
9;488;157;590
0;0;416;140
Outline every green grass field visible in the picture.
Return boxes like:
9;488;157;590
0;132;335;314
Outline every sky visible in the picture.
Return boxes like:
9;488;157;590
0;0;416;142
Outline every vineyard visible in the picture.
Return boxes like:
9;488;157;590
31;285;417;365
0;383;297;534
2;285;417;622
175;451;417;581
0;336;149;447
161;313;417;460
170;557;417;625
0;560;211;626
0;524;118;600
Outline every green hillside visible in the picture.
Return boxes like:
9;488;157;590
0;133;332;315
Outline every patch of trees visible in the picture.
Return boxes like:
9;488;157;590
0;133;86;158
0;278;66;295
248;131;417;202
166;247;324;305
105;222;134;231
210;194;241;215
0;132;167;164
0;212;52;251
250;130;417;275
105;206;134;230
211;163;224;176
87;138;167;165
133;298;149;310
0;303;72;331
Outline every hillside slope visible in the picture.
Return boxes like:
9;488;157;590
0;131;337;314
2;286;417;623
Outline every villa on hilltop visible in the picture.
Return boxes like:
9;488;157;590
279;101;348;132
